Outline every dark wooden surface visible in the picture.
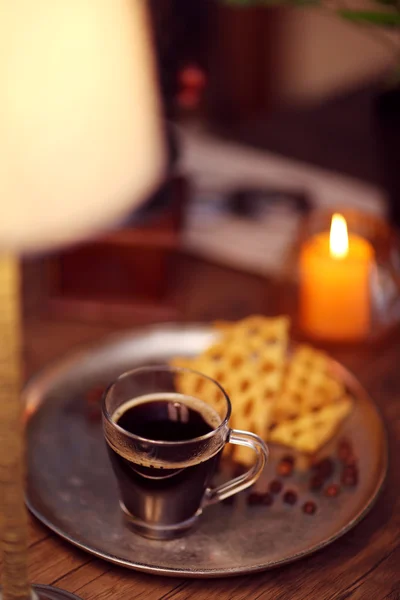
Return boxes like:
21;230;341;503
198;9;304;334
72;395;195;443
17;256;400;599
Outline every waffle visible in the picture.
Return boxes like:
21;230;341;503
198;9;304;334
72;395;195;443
171;316;289;463
268;396;353;453
270;345;345;425
170;316;352;463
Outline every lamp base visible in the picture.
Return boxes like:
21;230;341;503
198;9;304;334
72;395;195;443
0;585;83;600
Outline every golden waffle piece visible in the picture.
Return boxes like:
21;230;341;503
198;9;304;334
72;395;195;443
268;396;353;454
171;316;290;465
269;344;346;425
170;317;353;462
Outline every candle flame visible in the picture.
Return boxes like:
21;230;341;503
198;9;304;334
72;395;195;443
330;214;348;259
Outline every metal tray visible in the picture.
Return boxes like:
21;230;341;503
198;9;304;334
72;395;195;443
25;324;388;578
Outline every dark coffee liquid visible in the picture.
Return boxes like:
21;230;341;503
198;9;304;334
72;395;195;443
106;395;222;531
116;399;214;441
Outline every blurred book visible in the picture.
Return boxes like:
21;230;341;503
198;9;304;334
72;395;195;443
177;127;386;277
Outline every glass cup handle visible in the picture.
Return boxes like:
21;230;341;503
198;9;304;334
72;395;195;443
204;429;269;506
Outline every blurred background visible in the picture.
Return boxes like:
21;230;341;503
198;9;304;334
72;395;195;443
23;0;400;327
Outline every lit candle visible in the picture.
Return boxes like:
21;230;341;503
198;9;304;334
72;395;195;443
300;214;374;341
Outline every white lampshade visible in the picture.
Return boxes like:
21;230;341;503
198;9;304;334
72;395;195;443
0;0;165;252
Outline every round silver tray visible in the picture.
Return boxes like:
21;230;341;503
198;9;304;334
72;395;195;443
25;324;388;578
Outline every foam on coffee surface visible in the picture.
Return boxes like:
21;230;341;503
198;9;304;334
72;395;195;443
112;392;222;429
109;393;224;469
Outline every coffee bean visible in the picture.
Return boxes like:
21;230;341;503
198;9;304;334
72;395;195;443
343;464;357;474
260;492;274;506
313;457;334;479
269;479;283;494
302;501;317;515
337;438;353;462
341;465;359;486
283;490;298;505
277;460;293;477
341;472;357;487
247;492;263;506
343;455;358;467
324;483;341;497
282;454;295;466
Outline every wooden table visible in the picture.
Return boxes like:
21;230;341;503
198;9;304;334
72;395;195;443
19;257;400;599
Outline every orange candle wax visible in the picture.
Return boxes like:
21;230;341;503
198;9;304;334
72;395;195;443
300;214;374;342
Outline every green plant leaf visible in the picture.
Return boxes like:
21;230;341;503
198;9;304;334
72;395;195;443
337;9;400;27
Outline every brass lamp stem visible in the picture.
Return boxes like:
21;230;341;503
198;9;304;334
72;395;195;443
0;255;31;600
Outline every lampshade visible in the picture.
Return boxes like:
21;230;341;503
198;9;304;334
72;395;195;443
0;0;165;253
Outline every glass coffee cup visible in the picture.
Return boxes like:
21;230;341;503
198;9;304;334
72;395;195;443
102;365;268;539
